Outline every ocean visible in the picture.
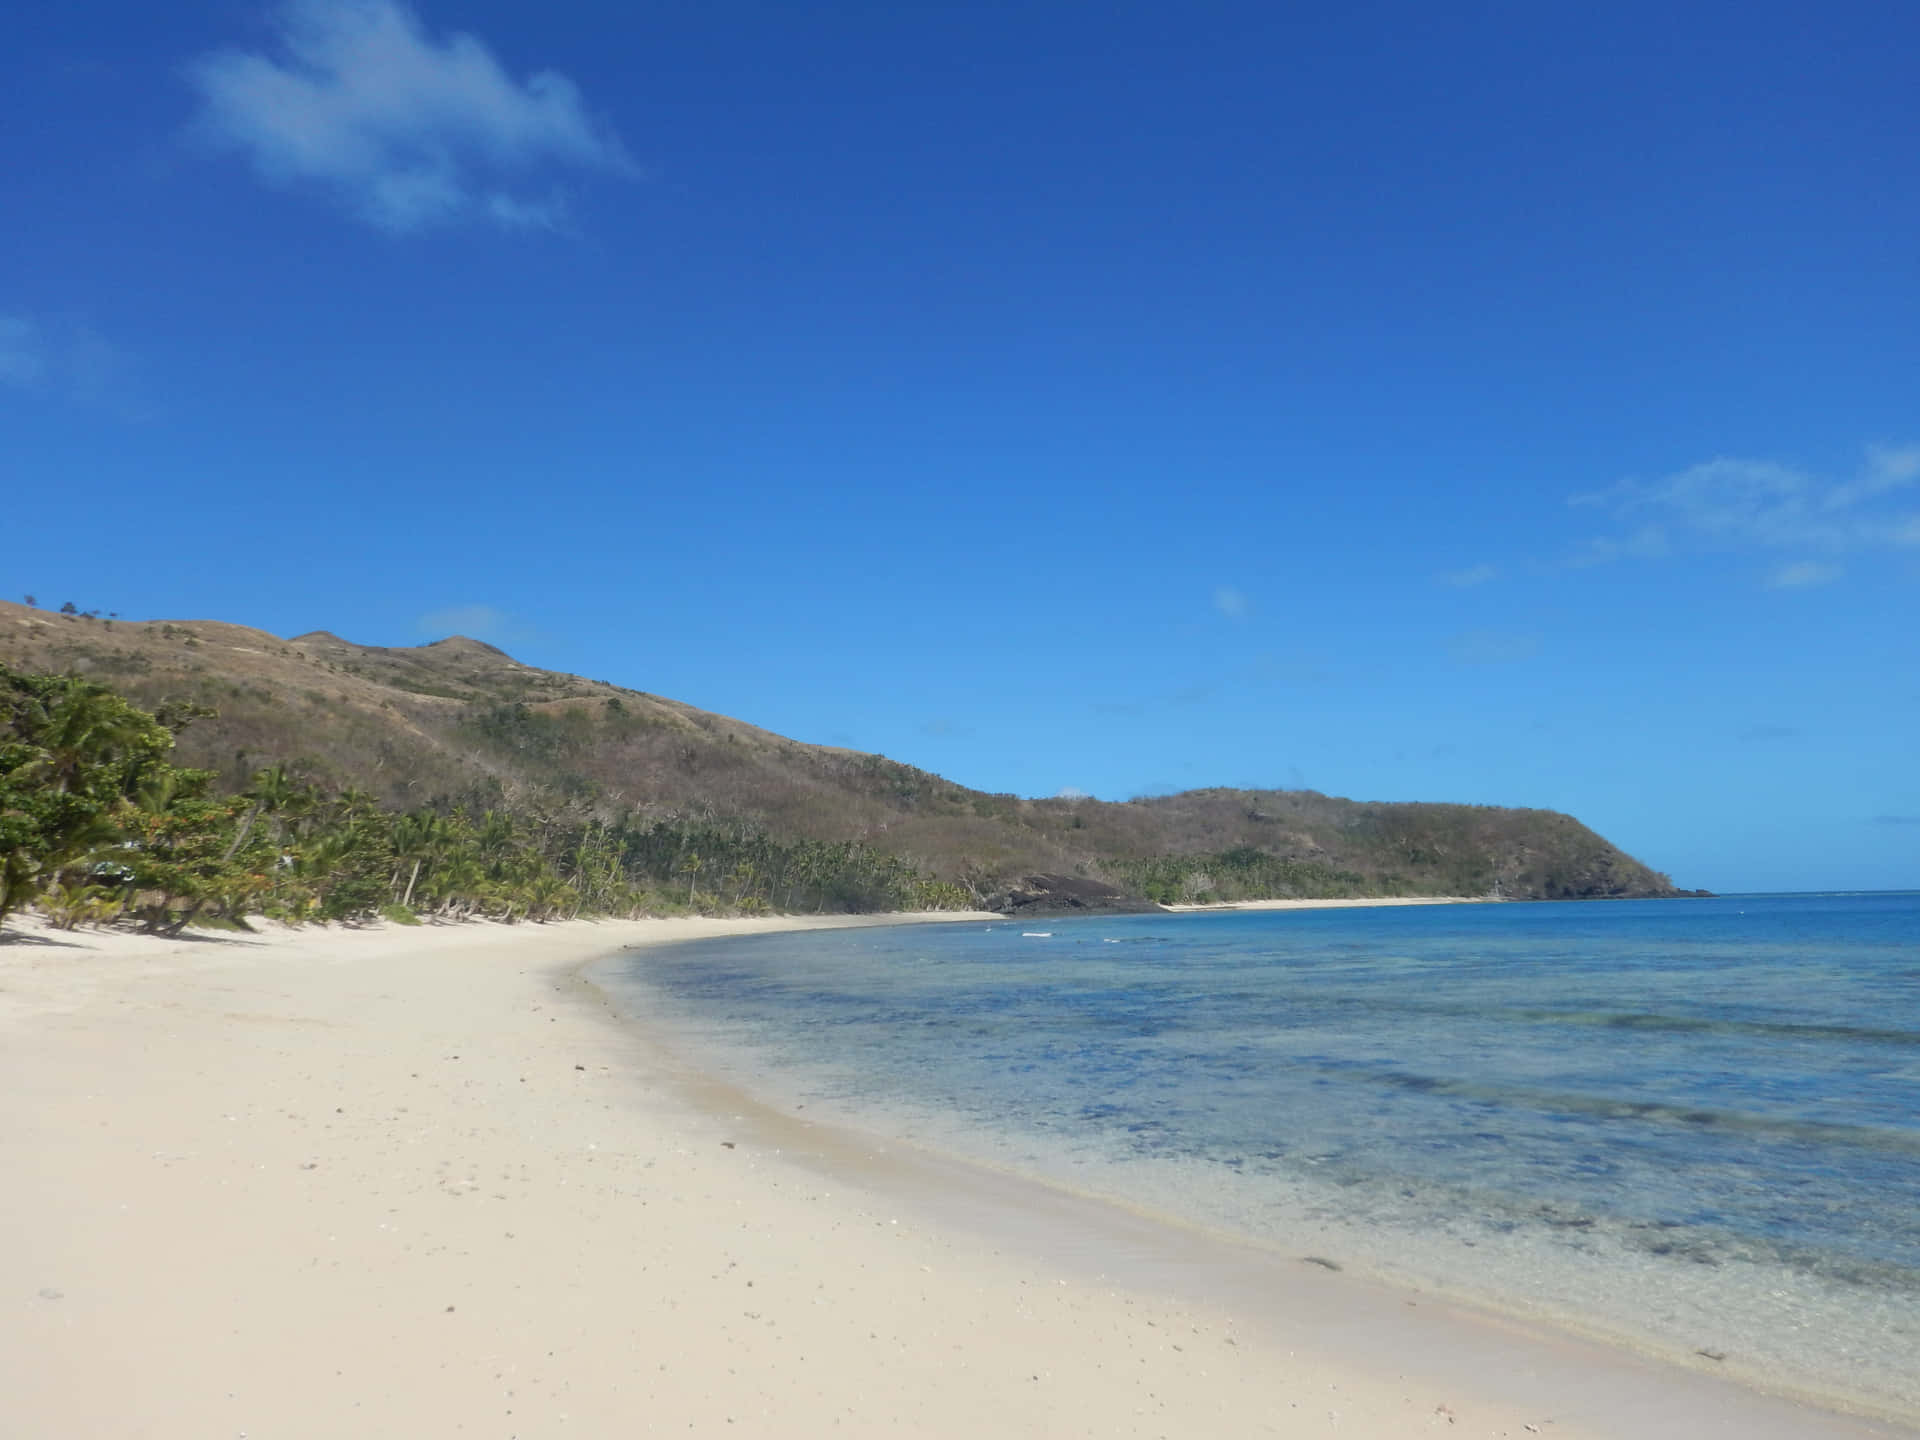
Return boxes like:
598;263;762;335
598;893;1920;1421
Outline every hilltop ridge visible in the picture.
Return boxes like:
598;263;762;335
0;600;1690;904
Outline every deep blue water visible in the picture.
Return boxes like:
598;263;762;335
604;894;1920;1413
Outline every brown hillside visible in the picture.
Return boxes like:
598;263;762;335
0;601;1685;901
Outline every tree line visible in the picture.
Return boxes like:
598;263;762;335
1099;846;1378;905
0;664;973;935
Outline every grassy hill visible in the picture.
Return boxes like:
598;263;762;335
0;600;1688;905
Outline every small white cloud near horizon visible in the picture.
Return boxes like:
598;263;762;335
187;0;635;233
917;718;977;739
1056;786;1092;800
1571;444;1920;566
1766;560;1842;590
1212;585;1249;619
1439;563;1498;588
415;602;526;643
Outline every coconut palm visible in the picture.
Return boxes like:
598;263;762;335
21;677;170;796
390;811;447;909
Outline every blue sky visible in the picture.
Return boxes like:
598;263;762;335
5;0;1917;891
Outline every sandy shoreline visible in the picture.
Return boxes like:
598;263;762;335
1159;895;1490;911
4;913;1910;1438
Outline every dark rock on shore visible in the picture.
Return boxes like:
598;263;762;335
987;873;1163;917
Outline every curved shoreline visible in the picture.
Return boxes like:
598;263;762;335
589;921;1920;1438
3;911;1911;1438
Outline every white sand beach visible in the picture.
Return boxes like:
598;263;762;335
3;913;1908;1439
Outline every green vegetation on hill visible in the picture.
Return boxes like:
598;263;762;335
0;663;971;933
0;600;1691;915
1102;848;1374;905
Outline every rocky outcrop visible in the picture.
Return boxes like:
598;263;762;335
985;873;1163;917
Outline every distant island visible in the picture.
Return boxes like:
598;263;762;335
0;599;1699;933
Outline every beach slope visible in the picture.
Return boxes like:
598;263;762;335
2;916;1904;1438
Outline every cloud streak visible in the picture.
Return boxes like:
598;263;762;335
1570;445;1920;580
1447;628;1541;666
0;315;46;387
0;312;146;415
187;0;634;232
415;602;529;643
1766;560;1842;590
917;718;977;739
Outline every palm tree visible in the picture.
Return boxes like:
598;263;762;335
15;677;169;797
477;811;516;863
222;764;301;863
424;853;486;918
390;811;446;909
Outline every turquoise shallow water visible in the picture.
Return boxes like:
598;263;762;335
603;894;1920;1418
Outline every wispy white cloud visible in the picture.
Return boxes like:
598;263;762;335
484;190;566;230
1567;523;1671;568
1447;628;1541;666
1212;585;1249;619
1827;444;1920;510
1055;786;1091;800
62;326;134;400
1438;563;1498;588
1766;560;1842;590
187;0;634;232
917;718;977;739
0;315;47;387
0;312;147;415
415;602;527;642
1571;446;1920;569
